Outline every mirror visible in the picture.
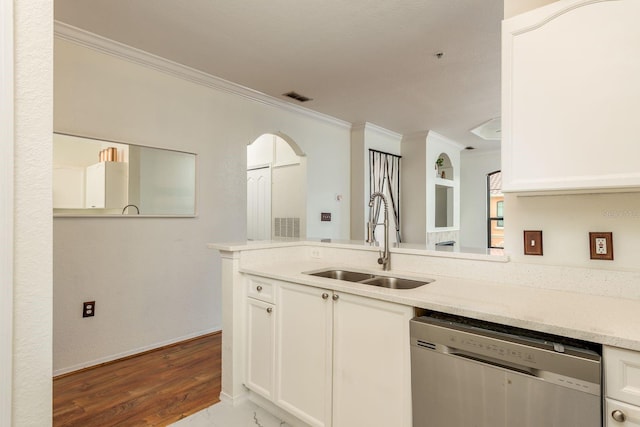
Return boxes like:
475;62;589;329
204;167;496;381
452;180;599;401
435;184;454;228
53;133;197;216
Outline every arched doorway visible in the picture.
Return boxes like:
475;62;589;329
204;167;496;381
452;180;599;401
247;133;307;241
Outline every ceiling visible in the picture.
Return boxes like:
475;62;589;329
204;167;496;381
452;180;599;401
54;0;503;150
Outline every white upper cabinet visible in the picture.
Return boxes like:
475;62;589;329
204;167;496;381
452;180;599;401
85;161;128;209
502;0;640;193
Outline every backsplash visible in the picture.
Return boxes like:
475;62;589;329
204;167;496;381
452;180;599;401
236;241;640;301
426;230;459;246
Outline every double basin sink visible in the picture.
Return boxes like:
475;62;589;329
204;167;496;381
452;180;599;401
305;269;432;290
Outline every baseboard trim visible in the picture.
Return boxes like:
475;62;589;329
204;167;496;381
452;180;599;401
219;390;248;407
53;327;221;378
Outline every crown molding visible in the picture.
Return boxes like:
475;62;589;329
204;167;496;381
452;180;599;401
426;130;466;150
401;130;429;142
54;21;351;130
351;122;403;140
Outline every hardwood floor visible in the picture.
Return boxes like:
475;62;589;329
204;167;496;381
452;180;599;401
53;332;221;427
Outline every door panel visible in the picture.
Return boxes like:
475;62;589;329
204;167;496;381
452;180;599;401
247;167;271;240
275;283;332;427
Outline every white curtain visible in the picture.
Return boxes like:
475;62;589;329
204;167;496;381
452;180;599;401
369;150;401;243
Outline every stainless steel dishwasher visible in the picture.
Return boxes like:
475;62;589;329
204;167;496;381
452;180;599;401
410;313;602;427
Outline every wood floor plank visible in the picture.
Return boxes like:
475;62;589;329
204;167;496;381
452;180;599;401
53;332;221;427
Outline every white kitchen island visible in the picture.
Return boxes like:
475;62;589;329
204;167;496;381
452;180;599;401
209;239;640;427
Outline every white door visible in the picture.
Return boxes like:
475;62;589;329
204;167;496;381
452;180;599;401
275;282;332;427
332;293;413;427
247;167;271;240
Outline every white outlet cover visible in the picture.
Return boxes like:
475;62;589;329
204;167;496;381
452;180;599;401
595;237;607;254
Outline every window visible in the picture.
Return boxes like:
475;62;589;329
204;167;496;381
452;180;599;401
487;171;504;249
496;201;504;228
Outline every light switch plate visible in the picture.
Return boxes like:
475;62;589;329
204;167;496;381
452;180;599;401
589;232;613;260
523;230;543;256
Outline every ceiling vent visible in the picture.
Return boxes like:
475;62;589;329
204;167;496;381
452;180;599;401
283;91;313;103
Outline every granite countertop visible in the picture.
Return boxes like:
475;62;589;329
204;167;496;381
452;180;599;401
241;259;640;352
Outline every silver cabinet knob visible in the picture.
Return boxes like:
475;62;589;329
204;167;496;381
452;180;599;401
322;293;329;300
266;307;273;314
256;285;262;292
332;294;339;301
612;409;626;422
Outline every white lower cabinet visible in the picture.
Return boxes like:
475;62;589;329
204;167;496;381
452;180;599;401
605;346;640;426
276;282;333;427
606;399;640;426
246;297;276;400
332;292;413;427
245;277;413;427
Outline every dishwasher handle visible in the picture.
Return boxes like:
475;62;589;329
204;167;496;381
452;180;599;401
448;347;537;377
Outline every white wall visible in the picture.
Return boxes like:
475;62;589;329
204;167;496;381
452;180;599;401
459;149;501;248
53;34;350;373
504;0;556;18
10;1;53;425
350;123;402;240
400;133;427;243
505;192;640;271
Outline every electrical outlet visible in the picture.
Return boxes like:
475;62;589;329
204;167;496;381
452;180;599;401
589;232;613;260
595;238;607;254
523;230;543;256
83;301;95;318
310;247;322;259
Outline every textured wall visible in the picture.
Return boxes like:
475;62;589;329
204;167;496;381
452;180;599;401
53;36;350;373
13;0;53;425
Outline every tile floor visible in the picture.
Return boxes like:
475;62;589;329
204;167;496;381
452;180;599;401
170;400;290;427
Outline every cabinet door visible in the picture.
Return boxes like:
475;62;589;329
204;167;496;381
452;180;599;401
85;163;106;208
246;298;275;400
605;346;640;406
606;398;640;426
502;0;640;193
332;292;413;427
275;282;332;427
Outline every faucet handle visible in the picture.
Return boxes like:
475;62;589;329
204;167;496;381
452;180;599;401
377;250;384;264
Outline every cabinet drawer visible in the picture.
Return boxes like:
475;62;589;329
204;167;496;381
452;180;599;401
606;398;640;426
605;346;640;406
247;278;275;303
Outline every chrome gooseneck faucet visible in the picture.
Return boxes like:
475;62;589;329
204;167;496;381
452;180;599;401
368;192;390;271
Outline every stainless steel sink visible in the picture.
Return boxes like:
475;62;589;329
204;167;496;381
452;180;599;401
305;269;432;289
309;270;375;282
359;276;430;290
